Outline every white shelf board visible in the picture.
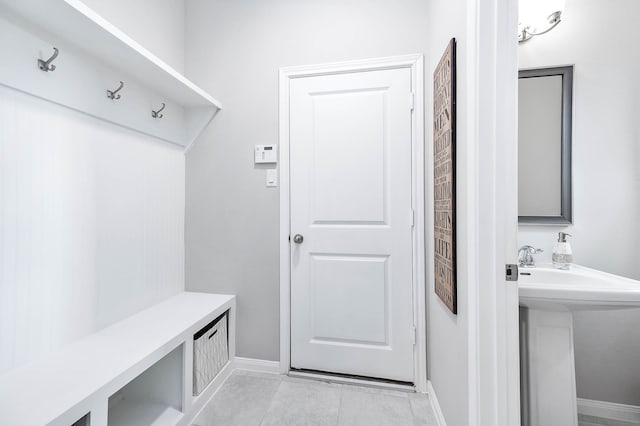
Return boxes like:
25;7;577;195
0;0;221;110
0;292;235;426
108;400;183;426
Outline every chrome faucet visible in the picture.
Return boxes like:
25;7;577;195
518;245;544;267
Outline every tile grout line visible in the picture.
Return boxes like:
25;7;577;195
257;375;284;426
335;383;345;426
408;393;418;426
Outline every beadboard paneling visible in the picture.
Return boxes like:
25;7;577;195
0;84;185;374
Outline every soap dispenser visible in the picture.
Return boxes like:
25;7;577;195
553;232;573;270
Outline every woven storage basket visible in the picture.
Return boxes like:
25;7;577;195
193;311;229;396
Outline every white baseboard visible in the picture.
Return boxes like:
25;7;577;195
578;398;640;423
234;357;280;374
427;380;447;426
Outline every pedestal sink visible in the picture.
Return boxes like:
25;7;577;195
518;264;640;426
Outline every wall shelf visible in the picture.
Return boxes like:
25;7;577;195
0;0;221;149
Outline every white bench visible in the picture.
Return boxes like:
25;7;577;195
0;292;236;426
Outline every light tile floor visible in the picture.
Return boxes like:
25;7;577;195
192;370;439;426
578;414;640;426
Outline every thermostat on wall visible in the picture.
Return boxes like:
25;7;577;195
254;145;278;164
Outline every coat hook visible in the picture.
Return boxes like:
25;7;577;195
107;81;124;100
152;102;166;119
38;47;59;72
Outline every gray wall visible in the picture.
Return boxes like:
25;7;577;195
184;0;430;362
519;0;640;406
425;1;470;425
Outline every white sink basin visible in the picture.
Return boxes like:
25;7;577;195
519;264;640;426
519;264;640;311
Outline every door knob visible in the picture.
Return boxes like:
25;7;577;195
293;234;304;244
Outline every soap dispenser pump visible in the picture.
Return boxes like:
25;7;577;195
553;232;573;270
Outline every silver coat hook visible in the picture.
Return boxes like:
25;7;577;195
38;47;59;72
152;102;166;119
107;81;124;100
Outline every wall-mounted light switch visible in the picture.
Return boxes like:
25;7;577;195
266;169;278;187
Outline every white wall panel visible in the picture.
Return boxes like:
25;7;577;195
0;84;184;374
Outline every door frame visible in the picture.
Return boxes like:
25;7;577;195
278;54;427;392
466;0;520;423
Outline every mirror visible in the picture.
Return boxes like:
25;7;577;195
518;0;639;281
518;66;572;224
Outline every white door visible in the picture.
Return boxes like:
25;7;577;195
289;67;415;382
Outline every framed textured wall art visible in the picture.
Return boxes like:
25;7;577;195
433;38;457;314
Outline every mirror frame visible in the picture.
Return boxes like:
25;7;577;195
518;65;573;225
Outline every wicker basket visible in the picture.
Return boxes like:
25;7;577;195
193;311;229;396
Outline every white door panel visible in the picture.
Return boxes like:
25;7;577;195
289;68;414;382
310;254;388;345
311;89;387;225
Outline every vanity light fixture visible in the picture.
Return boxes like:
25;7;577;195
518;0;566;43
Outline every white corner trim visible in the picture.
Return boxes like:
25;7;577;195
279;53;426;79
234;357;281;374
427;380;448;426
278;64;293;375
411;55;428;394
577;398;640;423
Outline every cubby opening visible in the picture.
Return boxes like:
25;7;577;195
107;345;183;426
71;413;90;426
